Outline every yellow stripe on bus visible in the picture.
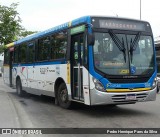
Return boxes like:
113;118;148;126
67;62;70;84
106;88;151;92
5;42;14;48
3;65;9;67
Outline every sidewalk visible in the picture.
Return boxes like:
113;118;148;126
0;79;20;128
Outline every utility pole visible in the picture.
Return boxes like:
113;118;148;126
140;0;141;20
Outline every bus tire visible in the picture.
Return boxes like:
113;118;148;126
16;79;25;97
57;83;72;109
157;85;159;93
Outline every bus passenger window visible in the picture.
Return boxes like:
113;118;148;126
74;42;78;65
50;31;67;60
28;43;34;63
4;50;9;65
14;46;19;63
50;35;56;60
83;37;88;65
19;43;27;63
37;37;50;61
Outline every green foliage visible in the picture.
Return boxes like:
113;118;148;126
19;30;38;38
0;3;37;49
0;3;22;46
0;45;7;54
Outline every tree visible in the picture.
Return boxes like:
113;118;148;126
0;3;22;46
0;3;37;53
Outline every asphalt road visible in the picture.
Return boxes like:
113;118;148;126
0;77;160;137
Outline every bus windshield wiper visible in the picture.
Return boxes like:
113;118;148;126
109;30;126;62
130;32;141;62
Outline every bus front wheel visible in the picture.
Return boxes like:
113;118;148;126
16;79;25;97
57;83;72;109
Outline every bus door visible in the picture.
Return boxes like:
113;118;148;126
71;34;84;101
9;48;14;87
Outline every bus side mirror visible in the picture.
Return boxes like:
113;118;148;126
88;33;95;46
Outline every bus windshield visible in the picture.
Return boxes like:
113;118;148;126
93;31;154;75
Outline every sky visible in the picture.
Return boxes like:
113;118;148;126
0;0;160;38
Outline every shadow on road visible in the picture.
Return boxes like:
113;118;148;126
8;91;152;118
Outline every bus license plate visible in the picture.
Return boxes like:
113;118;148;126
126;94;136;100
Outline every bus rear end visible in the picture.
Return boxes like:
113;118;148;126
3;43;14;87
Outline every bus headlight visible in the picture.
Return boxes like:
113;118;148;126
92;78;105;92
152;78;157;89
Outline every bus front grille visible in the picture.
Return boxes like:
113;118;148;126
111;93;148;103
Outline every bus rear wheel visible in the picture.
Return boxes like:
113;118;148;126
16;79;25;97
57;83;72;109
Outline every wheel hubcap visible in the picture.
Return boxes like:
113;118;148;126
60;89;68;103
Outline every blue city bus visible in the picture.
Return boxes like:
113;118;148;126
3;16;157;108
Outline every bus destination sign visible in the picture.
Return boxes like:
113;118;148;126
99;19;146;31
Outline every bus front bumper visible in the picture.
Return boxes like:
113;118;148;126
90;87;157;105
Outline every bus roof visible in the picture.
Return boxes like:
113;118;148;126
5;15;150;47
15;16;91;45
4;16;91;48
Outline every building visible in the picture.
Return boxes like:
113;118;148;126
155;36;160;76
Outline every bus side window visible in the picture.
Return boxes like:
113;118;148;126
50;31;67;60
27;43;34;63
19;43;27;63
74;42;78;65
4;50;9;65
83;36;88;65
37;37;50;61
14;46;19;63
50;35;55;60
